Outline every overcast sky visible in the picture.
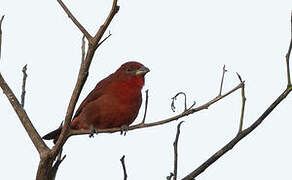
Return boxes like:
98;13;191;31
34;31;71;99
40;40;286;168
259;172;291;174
1;0;292;179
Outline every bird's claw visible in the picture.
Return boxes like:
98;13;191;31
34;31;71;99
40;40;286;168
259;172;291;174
89;126;98;138
120;125;129;136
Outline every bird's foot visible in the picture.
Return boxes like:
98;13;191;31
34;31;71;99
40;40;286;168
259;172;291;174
89;126;98;138
120;125;129;136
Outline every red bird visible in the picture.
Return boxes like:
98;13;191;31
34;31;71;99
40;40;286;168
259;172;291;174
43;61;150;141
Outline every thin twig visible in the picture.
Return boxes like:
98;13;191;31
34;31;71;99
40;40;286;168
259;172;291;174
56;0;92;41
51;147;66;180
173;121;184;180
236;73;246;133
81;35;86;62
218;65;227;96
0;15;4;61
141;89;149;124
93;0;119;48
21;64;28;107
69;81;244;136
171;92;187;112
285;11;292;87
97;31;112;48
182;86;292;180
120;155;127;180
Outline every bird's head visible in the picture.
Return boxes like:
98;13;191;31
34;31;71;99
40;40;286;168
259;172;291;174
115;61;150;88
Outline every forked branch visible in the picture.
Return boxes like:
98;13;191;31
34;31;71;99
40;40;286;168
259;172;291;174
52;0;120;159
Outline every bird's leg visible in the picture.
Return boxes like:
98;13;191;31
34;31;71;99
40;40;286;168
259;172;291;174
89;125;98;138
120;125;129;136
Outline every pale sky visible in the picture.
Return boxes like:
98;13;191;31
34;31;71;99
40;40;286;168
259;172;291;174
1;0;292;179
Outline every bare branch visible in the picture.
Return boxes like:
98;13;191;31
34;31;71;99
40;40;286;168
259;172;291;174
0;15;4;61
141;89;149;124
218;65;227;96
236;73;246;133
285;11;292;87
173;121;184;180
0;73;49;155
21;64;28;107
69;81;244;136
56;0;92;40
120;155;127;180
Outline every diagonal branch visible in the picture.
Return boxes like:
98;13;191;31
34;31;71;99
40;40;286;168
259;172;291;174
182;87;292;180
0;74;49;155
0;15;49;156
56;0;92;41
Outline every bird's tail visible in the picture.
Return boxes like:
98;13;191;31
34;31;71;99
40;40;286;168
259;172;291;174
42;127;62;144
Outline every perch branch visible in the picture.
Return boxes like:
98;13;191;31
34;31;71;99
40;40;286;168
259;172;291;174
120;155;128;180
69;81;244;136
173;121;184;180
21;64;28;107
56;0;92;40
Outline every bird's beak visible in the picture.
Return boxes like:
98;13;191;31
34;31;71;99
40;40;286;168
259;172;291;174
136;66;150;76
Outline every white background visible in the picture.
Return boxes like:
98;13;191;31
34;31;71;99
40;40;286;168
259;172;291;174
1;0;292;179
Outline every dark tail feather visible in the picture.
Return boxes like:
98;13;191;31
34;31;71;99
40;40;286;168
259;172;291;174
42;127;62;144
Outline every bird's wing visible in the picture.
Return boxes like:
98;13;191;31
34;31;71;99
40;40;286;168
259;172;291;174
72;74;114;119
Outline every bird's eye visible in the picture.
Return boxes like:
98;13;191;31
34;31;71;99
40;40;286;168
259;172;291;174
126;67;132;72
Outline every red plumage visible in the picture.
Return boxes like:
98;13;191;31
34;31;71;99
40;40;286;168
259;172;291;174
43;61;149;140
